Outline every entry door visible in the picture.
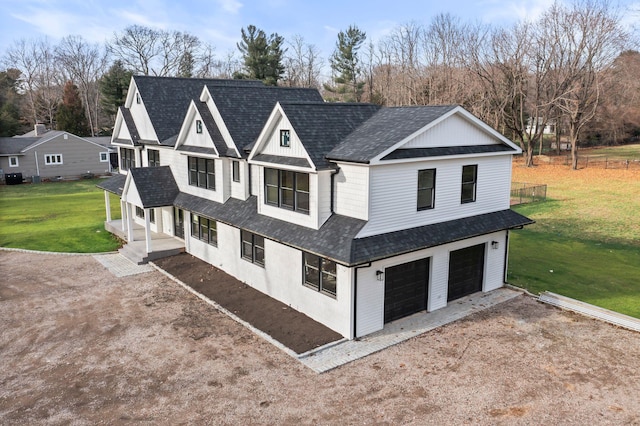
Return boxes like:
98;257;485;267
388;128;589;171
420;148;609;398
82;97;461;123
174;207;184;239
384;258;429;323
448;244;485;302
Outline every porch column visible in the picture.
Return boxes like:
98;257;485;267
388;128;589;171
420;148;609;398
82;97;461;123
104;191;111;222
144;208;152;253
120;200;126;232
126;203;134;242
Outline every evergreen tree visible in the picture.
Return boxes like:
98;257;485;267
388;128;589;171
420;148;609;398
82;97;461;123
325;25;366;102
56;81;90;136
235;25;286;86
0;68;26;136
178;51;195;78
99;61;133;122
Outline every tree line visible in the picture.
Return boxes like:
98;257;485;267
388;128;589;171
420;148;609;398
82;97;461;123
1;0;638;169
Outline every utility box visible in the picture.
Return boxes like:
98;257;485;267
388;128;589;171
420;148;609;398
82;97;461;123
5;173;23;185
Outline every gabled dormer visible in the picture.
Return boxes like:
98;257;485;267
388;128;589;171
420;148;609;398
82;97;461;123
249;102;380;230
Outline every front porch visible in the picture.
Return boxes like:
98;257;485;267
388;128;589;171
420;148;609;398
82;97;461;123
106;219;184;264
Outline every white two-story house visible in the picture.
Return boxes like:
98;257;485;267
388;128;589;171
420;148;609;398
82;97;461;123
98;76;532;340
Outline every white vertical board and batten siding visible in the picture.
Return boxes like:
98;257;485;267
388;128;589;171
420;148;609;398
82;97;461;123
128;90;157;142
358;156;512;238
333;163;369;220
187;221;353;337
182;109;214;150
402;114;500;149
259;115;310;160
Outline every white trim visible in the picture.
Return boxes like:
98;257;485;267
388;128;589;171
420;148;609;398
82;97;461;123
8;156;19;167
44;154;63;165
200;86;241;158
173;100;220;157
100;152;109;162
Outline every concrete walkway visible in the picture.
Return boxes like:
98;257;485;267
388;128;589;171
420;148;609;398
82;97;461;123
93;253;154;277
300;288;522;373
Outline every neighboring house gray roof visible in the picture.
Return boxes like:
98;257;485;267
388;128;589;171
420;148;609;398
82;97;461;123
133;76;264;145
128;166;180;208
327;105;458;163
0;137;39;155
382;145;516;160
277;102;381;169
206;85;324;154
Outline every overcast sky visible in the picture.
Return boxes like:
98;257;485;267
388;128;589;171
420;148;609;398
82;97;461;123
1;0;638;69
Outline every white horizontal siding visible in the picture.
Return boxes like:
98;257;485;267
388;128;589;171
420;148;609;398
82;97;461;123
358;155;512;238
166;150;226;204
403;114;499;148
334;163;369;220
229;160;250;200
317;170;333;226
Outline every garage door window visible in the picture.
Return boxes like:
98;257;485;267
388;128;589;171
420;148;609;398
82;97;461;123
303;252;337;297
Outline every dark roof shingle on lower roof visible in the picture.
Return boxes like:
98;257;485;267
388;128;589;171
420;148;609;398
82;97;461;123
129;166;180;208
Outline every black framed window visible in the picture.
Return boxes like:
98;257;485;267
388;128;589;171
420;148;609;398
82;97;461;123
461;165;478;203
280;129;290;147
190;214;217;246
417;169;436;210
196;120;203;134
264;168;309;214
241;230;264;267
188;156;215;190
135;206;155;223
232;160;240;183
147;149;160;167
303;252;337;297
120;148;135;171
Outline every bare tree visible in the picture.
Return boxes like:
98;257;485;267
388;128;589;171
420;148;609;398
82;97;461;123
543;0;628;169
107;25;160;76
3;39;41;124
282;35;322;88
56;35;108;136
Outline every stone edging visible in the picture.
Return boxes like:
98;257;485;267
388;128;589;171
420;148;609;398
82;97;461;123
0;246;118;256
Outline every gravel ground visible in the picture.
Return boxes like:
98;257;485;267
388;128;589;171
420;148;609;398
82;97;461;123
1;250;639;425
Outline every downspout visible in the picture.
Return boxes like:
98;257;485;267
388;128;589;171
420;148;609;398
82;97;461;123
330;166;341;214
34;151;40;176
503;230;510;284
248;162;252;197
352;261;372;340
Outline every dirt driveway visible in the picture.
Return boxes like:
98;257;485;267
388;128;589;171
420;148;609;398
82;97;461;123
1;251;639;425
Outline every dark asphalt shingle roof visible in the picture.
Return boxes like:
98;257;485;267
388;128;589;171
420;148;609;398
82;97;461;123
277;102;381;169
382;144;516;160
206;85;324;153
173;194;367;265
128;166;180;208
119;107;140;145
96;173;126;195
0;137;39;155
194;101;229;157
133;76;264;145
327;105;458;163
350;209;534;264
252;154;311;168
174;192;533;266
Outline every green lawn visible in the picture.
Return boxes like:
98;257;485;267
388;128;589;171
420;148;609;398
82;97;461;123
0;179;122;253
580;143;640;160
509;156;640;318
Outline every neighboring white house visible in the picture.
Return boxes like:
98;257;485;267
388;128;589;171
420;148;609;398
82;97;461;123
98;76;532;340
525;117;556;135
0;126;112;182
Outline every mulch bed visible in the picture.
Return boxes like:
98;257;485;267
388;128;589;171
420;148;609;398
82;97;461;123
154;253;343;354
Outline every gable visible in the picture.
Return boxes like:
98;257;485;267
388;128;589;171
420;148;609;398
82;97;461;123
174;101;222;157
249;104;314;169
22;132;108;153
401;113;501;149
